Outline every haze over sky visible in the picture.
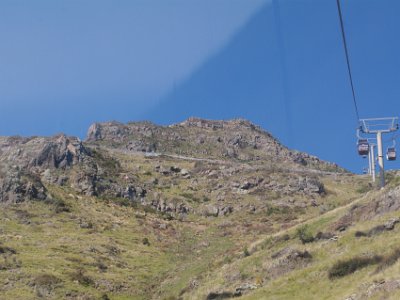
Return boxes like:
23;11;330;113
0;0;399;173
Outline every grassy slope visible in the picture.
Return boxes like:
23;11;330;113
0;183;253;299
0;185;176;299
0;148;391;300
189;180;400;300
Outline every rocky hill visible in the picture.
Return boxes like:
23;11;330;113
0;118;344;214
86;117;342;172
0;118;399;300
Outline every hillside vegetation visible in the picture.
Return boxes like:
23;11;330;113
1;118;399;300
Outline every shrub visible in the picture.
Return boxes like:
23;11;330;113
101;294;110;300
328;255;382;279
206;292;234;300
69;269;94;286
32;274;61;288
356;183;373;194
142;237;150;246
44;197;70;213
93;259;108;272
181;193;200;202
108;197;138;208
223;255;233;264
0;245;16;254
354;231;367;237
266;205;289;216
243;247;250;257
375;248;400;273
296;225;314;244
0;256;21;270
143;205;157;214
202;196;210;202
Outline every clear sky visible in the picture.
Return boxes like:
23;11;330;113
0;0;399;173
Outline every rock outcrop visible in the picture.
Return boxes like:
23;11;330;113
0;135;94;201
0;118;345;210
85;117;344;173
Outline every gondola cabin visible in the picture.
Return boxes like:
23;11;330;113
357;139;369;156
386;147;396;161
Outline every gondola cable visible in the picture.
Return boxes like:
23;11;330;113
336;0;360;121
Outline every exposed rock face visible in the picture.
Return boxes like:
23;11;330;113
0;135;88;170
0;135;93;202
143;196;190;216
85;117;344;173
30;134;88;169
287;176;325;194
0;169;47;203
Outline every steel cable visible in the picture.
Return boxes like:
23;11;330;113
336;0;360;121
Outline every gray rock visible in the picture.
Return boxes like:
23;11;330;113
218;206;233;216
0;170;47;203
234;283;258;296
180;169;190;178
385;218;400;230
202;205;219;217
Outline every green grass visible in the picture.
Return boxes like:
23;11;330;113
1;142;394;299
183;180;400;300
0;187;178;299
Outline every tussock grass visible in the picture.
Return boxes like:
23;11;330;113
296;225;314;244
375;248;400;273
328;255;383;279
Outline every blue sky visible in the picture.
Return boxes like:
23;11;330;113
0;0;399;173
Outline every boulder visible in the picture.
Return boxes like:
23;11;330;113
201;205;219;217
385;218;400;230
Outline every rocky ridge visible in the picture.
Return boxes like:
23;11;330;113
86;117;342;171
0;118;344;218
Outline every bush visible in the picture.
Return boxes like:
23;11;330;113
354;231;367;237
296;225;314;244
44;197;71;213
356;183;373;194
142;237;150;246
206;292;235;300
266;205;289;216
69;269;93;286
101;294;110;300
181;193;199;202
32;274;61;288
202;196;210;202
0;245;16;254
108;197;138;208
375;248;400;273
328;255;382;279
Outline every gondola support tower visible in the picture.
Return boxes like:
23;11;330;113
359;117;399;188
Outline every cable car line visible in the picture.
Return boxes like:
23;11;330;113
336;0;360;121
337;1;399;183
